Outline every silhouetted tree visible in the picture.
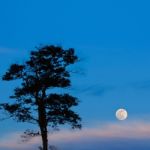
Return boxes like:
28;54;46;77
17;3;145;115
0;45;81;150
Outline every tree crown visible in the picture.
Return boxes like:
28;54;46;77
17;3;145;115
0;45;81;129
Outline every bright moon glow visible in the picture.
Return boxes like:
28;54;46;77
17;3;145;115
116;108;128;121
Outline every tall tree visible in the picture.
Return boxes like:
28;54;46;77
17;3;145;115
0;45;81;150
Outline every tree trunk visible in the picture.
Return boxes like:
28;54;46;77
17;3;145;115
40;126;48;150
38;100;48;150
38;89;48;150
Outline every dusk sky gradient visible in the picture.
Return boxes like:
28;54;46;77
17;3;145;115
1;0;150;149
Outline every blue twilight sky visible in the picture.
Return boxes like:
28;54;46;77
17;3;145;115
1;0;150;149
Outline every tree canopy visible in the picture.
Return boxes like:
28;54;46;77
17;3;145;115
0;45;81;150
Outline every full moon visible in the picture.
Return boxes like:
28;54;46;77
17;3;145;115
116;108;128;121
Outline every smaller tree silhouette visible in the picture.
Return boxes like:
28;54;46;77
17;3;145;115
0;45;81;150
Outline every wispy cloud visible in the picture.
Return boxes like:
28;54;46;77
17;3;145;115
0;47;18;54
0;47;28;56
48;121;150;141
131;80;150;90
70;84;114;97
1;120;150;150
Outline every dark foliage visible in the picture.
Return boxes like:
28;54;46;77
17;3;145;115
0;45;81;150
